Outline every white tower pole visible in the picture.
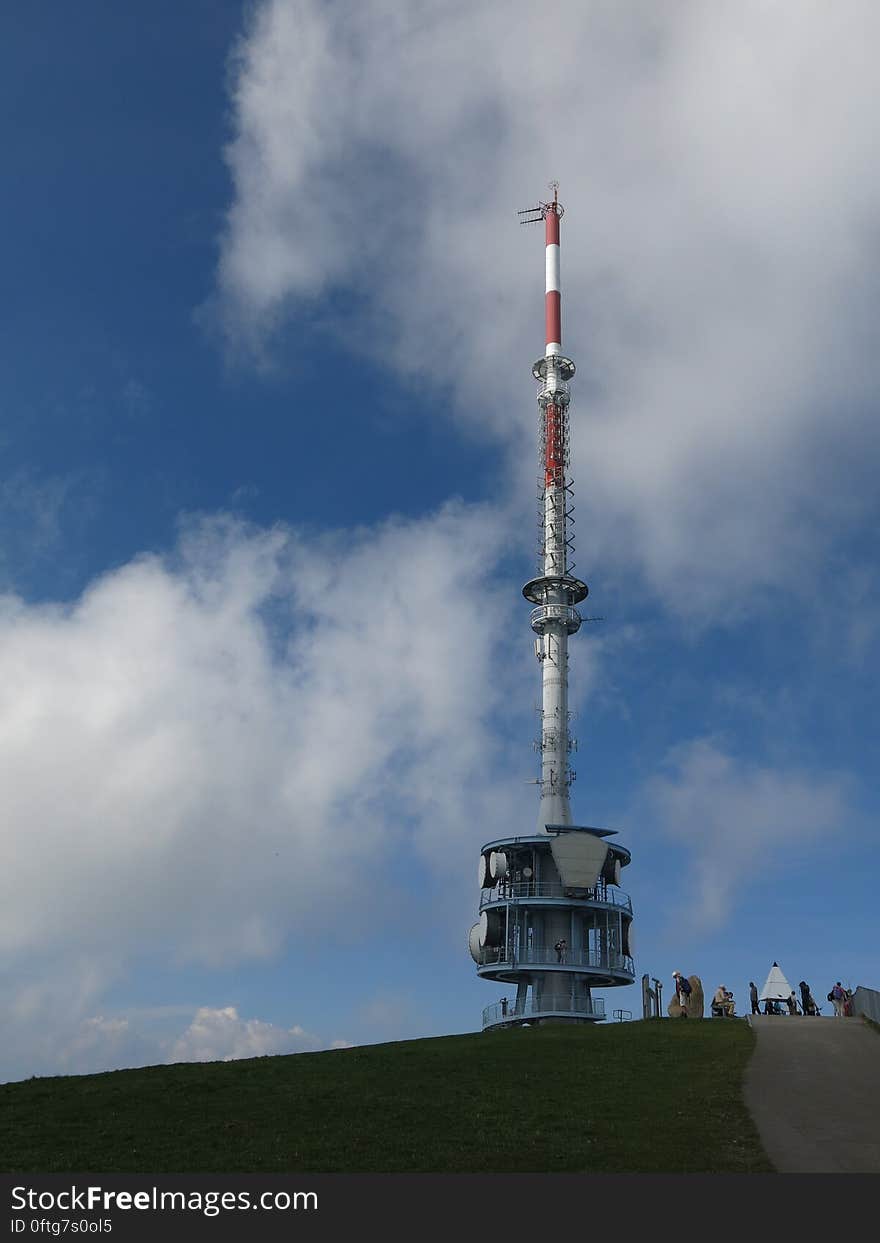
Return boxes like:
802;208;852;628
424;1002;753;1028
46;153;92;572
522;187;587;832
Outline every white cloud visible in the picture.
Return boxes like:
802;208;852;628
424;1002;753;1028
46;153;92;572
644;738;850;931
0;503;533;1077
216;0;880;613
0;964;164;1080
0;988;346;1081
168;1006;316;1063
61;1015;143;1072
0;957;367;1079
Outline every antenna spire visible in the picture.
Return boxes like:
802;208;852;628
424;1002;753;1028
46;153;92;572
518;186;583;828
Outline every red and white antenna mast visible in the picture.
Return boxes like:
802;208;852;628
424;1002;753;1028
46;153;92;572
519;184;588;830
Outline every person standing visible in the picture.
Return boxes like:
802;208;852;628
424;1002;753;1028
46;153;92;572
799;980;811;1016
672;970;692;1017
749;981;760;1015
830;981;846;1017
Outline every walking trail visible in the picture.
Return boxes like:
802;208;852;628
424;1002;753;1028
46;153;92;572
743;1015;880;1172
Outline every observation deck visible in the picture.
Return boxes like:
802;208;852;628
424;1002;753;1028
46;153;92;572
522;574;588;607
529;603;582;635
470;826;635;1030
482;995;605;1032
479;879;633;913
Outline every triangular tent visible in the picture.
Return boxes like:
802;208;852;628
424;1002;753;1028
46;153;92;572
759;962;793;1001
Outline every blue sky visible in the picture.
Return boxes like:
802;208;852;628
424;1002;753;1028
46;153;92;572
2;0;878;1080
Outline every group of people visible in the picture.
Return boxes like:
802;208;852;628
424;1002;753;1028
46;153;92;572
671;970;856;1020
711;985;736;1017
747;979;853;1017
748;979;817;1015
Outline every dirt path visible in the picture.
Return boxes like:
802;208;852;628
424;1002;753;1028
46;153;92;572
743;1015;880;1172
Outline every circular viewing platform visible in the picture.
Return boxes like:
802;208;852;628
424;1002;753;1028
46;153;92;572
476;947;634;979
522;574;588;607
479;880;632;913
529;604;582;635
482;995;605;1031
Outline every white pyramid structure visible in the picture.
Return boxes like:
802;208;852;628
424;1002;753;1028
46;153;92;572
759;962;793;1001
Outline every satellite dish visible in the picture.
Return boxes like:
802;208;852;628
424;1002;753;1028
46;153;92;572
489;851;508;881
479;909;503;948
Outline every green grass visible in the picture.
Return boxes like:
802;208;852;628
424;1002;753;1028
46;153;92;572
0;1020;772;1173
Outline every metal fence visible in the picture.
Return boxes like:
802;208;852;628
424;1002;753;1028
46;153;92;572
480;881;632;911
478;946;634;974
482;995;606;1028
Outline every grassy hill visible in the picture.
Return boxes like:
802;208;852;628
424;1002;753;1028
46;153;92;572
0;1019;773;1173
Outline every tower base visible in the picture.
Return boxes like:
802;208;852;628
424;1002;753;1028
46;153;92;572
481;994;606;1032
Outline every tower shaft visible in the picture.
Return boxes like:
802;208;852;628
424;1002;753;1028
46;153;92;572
525;195;584;831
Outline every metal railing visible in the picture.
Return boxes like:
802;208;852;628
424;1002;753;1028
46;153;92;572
529;604;582;634
478;947;634;975
482;995;606;1029
480;881;632;912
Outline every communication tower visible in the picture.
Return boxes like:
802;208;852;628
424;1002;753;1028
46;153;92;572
468;189;635;1028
